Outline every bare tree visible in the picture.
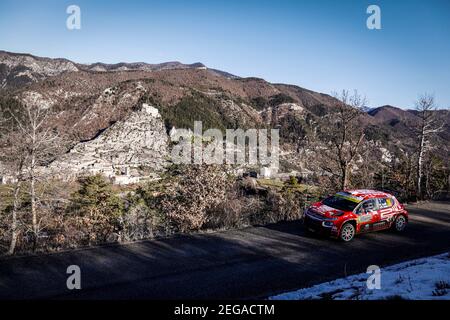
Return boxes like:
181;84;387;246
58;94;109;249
414;94;443;199
8;103;58;249
7;154;25;255
318;90;367;190
1;103;23;254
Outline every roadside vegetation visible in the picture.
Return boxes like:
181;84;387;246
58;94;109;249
0;165;321;255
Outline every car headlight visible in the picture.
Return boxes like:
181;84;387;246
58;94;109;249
322;221;335;227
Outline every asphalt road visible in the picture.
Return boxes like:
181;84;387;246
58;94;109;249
0;201;449;300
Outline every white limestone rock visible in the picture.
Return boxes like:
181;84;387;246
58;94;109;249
49;104;169;182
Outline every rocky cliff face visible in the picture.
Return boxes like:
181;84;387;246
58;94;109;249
48;103;169;183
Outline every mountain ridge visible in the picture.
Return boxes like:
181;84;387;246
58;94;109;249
0;50;239;88
0;50;448;182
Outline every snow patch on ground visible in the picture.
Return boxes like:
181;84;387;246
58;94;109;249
270;253;450;300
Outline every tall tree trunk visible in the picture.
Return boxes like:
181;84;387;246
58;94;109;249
31;175;37;234
8;181;22;255
406;158;411;199
341;163;349;190
30;146;38;250
417;129;425;199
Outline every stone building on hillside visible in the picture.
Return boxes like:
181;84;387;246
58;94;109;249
47;104;169;184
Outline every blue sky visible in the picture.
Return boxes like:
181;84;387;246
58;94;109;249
0;0;449;109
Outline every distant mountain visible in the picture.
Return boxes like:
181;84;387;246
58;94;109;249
0;50;238;89
358;105;374;113
368;105;419;125
82;61;205;72
0;50;79;88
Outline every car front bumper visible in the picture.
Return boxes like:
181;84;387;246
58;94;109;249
303;212;339;238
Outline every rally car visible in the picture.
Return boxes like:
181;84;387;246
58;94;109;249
303;189;408;242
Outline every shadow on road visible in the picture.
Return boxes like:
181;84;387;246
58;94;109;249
0;202;449;299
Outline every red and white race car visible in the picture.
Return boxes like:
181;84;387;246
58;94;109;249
303;189;408;242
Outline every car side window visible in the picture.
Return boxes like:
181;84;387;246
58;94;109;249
356;199;378;215
378;197;393;209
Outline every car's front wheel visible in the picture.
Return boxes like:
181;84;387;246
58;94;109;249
340;223;355;242
393;215;407;232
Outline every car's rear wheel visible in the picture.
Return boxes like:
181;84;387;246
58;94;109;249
393;215;407;232
340;223;355;242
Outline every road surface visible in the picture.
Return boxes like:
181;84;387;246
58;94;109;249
0;201;449;299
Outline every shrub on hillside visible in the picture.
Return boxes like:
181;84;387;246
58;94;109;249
66;175;123;245
205;182;265;229
120;187;170;240
262;186;305;223
162;165;232;232
119;197;162;241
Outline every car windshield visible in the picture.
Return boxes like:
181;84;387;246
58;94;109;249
322;194;361;211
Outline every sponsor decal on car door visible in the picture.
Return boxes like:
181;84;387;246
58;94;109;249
357;199;378;232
